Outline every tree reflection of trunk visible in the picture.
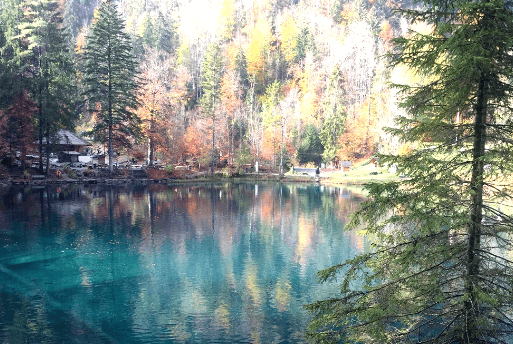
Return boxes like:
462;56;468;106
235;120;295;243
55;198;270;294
279;184;284;238
211;183;215;233
108;187;117;315
148;190;156;251
46;187;52;225
39;188;46;227
149;190;155;231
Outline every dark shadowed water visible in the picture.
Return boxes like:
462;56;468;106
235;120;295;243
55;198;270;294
0;183;367;343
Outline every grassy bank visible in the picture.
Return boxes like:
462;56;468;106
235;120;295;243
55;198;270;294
322;164;399;185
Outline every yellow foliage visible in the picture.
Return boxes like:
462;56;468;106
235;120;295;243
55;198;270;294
246;18;271;83
219;0;236;40
298;53;321;123
75;28;86;54
279;14;298;63
340;3;356;23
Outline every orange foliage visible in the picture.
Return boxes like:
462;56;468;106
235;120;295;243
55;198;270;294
170;66;192;108
0;93;36;162
137;63;174;160
221;71;242;115
379;20;394;43
337;100;379;160
260;126;281;161
75;27;86;54
183;125;209;159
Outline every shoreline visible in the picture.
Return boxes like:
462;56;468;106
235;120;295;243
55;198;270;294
0;173;325;188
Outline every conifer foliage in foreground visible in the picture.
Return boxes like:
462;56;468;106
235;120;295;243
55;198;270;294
305;0;513;343
81;0;141;173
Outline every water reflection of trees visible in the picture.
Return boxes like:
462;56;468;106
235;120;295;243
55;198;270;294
0;183;367;343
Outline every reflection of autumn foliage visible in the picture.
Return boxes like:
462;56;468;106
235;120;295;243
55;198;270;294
0;93;36;164
259;189;276;224
295;215;315;266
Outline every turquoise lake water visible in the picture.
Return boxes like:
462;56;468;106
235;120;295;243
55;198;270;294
0;183;367;343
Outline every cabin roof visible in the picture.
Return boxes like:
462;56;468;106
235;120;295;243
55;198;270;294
41;129;91;146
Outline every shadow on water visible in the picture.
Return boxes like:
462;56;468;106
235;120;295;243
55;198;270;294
0;183;368;343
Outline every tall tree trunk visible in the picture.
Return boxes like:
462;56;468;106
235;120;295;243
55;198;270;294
465;75;488;339
108;123;113;174
148;110;154;166
108;37;113;175
38;102;44;175
45;124;50;176
211;111;215;179
280;117;285;175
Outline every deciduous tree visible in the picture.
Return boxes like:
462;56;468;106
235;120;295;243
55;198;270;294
0;92;36;168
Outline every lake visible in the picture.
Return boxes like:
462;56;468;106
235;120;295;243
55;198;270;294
0;183;367;343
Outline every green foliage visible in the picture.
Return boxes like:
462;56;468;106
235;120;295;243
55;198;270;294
164;165;174;173
305;0;513;343
234;48;249;99
136;11;176;55
152;11;176;54
320;68;347;163
297;124;324;165
295;26;316;62
15;0;77;173
261;81;281;125
63;0;98;39
200;42;224;177
234;144;252;173
81;0;141;173
200;43;224;115
0;0;24;109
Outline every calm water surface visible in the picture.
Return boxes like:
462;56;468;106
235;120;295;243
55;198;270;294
0;183;367;343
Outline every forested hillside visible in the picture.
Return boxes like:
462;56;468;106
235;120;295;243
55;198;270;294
1;0;412;170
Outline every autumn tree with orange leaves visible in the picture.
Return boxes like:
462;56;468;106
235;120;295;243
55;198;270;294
0;93;36;168
138;49;174;165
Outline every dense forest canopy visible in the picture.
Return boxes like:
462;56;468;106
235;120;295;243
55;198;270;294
0;0;411;169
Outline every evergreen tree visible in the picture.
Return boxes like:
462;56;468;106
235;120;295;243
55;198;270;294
153;11;176;54
234;48;249;100
200;43;224;178
306;0;513;343
82;0;141;174
320;68;346;164
0;0;24;109
297;124;323;166
17;0;77;174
